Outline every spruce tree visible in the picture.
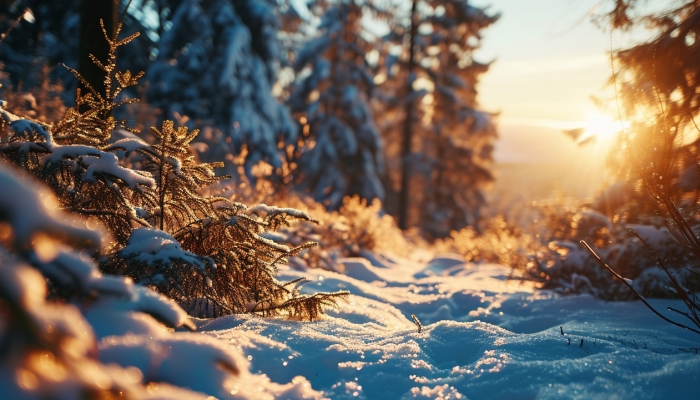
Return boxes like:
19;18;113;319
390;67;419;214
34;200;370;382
287;1;386;209
590;1;700;221
145;0;296;178
377;0;498;239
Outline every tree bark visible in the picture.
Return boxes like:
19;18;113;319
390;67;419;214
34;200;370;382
398;0;418;230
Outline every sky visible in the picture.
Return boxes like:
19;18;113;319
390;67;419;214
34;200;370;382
293;0;659;198
469;0;644;165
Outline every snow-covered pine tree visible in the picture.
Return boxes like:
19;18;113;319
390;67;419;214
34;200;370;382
0;0;291;176
371;0;425;229
1;21;152;244
419;1;498;239
287;0;386;209
146;0;296;179
376;0;498;239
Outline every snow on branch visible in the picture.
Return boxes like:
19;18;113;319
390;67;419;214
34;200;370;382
120;227;214;271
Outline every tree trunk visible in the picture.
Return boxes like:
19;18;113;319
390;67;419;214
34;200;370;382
398;0;418;230
79;0;118;98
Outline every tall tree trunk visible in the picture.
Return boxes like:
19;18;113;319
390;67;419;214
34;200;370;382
79;0;118;99
398;0;418;230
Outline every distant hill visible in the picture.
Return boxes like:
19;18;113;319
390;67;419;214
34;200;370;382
487;161;610;224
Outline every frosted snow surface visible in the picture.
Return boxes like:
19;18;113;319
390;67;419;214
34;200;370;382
200;252;700;399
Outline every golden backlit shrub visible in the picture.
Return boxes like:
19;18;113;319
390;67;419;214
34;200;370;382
231;178;422;270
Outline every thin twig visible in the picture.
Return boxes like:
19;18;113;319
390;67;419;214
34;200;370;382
630;230;700;325
581;240;700;335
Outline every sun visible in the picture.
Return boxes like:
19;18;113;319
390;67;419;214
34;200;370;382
581;113;627;143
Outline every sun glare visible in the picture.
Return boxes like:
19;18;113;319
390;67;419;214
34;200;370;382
581;113;627;143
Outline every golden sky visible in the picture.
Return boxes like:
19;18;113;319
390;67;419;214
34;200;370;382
472;0;648;165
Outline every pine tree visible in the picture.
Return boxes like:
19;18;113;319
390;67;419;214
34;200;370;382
600;0;700;176
145;0;296;178
0;151;324;399
287;1;386;209
420;1;498;238
588;1;700;223
377;0;498;239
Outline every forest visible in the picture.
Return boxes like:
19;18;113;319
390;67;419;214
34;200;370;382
0;0;699;398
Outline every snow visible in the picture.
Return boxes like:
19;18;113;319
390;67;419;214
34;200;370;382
196;252;700;399
0;167;101;247
0;164;220;398
44;144;156;189
104;137;151;154
250;203;316;221
626;225;676;247
81;151;155;189
120;227;213;271
0;106;52;147
146;0;296;177
99;333;324;400
32;249;133;297
82;285;195;338
9;119;52;145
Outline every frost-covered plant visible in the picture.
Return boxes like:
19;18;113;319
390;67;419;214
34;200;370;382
445;188;699;301
0;19;346;320
436;216;541;274
562;0;700;332
326;195;415;257
233;192;418;271
511;199;699;301
102;119;345;318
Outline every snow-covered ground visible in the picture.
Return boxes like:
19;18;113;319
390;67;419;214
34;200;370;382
198;252;700;399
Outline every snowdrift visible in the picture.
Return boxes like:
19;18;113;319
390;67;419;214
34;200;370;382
199;252;700;399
